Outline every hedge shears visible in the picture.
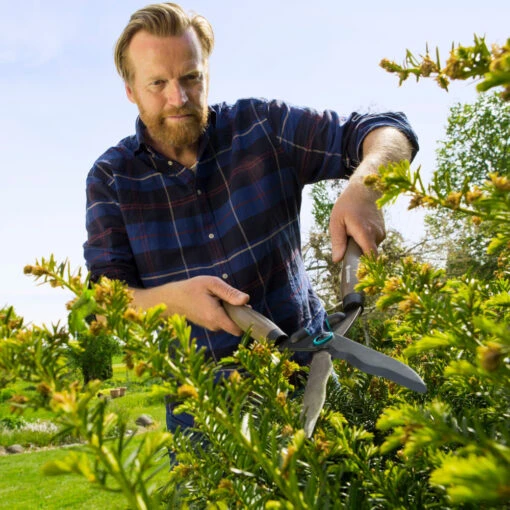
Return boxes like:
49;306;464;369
224;238;426;437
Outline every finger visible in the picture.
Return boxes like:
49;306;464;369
330;220;348;263
351;232;379;257
220;316;244;337
354;218;386;256
212;303;245;337
208;278;250;306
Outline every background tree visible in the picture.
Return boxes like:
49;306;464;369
422;91;509;277
304;179;343;312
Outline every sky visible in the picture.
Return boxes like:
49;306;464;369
0;0;508;326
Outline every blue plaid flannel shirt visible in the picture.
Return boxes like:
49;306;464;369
84;98;418;360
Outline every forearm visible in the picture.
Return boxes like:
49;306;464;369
341;126;414;206
129;284;176;315
329;127;413;259
353;126;413;182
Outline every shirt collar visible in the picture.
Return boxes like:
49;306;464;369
134;116;151;155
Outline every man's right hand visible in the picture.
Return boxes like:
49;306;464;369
130;276;250;337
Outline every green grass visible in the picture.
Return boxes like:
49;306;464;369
0;438;172;509
0;359;170;509
0;447;130;509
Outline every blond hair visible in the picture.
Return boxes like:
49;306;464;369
114;3;214;82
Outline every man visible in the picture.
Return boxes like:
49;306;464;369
84;3;418;429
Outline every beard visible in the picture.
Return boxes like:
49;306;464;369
140;103;209;151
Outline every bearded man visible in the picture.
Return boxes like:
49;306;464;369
84;2;419;432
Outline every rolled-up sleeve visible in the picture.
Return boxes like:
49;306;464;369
341;111;419;168
267;100;419;185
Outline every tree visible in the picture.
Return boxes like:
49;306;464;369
422;92;510;278
303;179;344;312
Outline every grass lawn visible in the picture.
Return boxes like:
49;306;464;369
0;447;131;509
0;359;171;509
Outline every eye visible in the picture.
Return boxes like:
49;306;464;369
150;79;166;87
185;72;202;82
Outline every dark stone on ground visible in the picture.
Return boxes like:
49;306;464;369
6;444;24;454
135;414;154;427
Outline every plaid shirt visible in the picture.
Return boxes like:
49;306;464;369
84;98;418;359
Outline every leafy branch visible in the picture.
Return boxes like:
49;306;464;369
380;35;510;101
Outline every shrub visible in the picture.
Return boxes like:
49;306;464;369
0;416;26;430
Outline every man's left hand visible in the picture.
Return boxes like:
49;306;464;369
330;179;385;262
329;126;413;262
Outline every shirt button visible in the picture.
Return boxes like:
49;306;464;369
222;273;229;280
208;233;215;239
197;189;202;195
168;161;173;166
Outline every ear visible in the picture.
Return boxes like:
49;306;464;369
125;82;136;104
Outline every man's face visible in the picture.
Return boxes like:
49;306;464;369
125;28;209;152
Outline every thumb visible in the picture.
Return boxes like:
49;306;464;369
209;278;250;306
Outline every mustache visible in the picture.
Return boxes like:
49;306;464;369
160;105;202;117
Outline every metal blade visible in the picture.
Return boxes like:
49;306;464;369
331;307;362;337
327;333;427;393
301;351;333;438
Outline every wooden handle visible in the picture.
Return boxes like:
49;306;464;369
223;303;287;342
340;238;365;311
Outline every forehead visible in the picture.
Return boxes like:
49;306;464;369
127;28;205;79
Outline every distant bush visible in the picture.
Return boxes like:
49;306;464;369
0;416;25;430
0;388;14;403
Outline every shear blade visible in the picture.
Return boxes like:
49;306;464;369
301;351;333;438
331;307;362;337
327;333;427;393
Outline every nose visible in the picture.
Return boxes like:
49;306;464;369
166;81;188;107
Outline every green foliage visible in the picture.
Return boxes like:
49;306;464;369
0;271;440;509
0;34;509;509
0;388;14;403
354;148;510;507
22;257;126;384
0;415;25;430
3;241;507;508
310;180;345;233
380;35;510;101
366;158;510;274
436;92;509;189
73;333;121;383
421;92;510;277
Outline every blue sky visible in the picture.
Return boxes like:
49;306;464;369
1;0;508;325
